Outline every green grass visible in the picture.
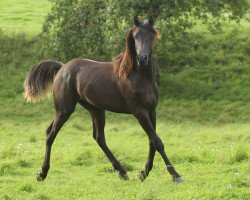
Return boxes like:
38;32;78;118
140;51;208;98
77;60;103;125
0;0;51;35
0;110;249;199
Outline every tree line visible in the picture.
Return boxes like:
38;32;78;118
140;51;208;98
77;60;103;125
41;0;249;72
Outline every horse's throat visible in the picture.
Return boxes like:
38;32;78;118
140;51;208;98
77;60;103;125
138;58;155;83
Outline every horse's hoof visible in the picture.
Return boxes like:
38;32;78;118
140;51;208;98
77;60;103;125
119;172;129;180
139;170;147;182
173;176;183;184
37;172;45;181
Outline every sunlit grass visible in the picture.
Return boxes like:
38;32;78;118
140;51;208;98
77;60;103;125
0;113;249;199
0;0;51;36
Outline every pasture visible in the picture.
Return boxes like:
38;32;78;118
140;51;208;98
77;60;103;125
0;107;249;199
0;0;51;35
0;0;249;199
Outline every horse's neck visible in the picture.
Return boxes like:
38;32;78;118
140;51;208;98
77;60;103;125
138;54;156;83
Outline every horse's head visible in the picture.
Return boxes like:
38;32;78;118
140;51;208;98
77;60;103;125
113;16;158;79
132;16;157;66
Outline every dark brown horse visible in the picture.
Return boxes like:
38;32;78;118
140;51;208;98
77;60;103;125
24;16;182;183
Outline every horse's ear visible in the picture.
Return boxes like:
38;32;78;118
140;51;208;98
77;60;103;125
134;16;140;26
148;16;154;25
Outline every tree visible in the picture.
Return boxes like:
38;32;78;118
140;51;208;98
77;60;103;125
42;0;249;65
42;0;106;60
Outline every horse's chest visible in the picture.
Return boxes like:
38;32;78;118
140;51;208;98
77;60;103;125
135;86;158;110
119;78;159;111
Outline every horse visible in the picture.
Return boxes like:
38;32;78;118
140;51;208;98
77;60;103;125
23;16;182;183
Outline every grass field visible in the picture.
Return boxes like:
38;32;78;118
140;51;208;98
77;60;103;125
0;0;250;199
0;0;51;35
0;108;249;199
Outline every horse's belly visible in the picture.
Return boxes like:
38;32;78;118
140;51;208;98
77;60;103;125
80;85;131;114
76;64;131;113
88;94;130;113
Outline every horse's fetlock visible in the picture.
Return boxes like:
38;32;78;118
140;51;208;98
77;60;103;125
112;162;120;171
42;165;50;172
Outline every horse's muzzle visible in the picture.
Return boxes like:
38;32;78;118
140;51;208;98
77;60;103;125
137;54;149;66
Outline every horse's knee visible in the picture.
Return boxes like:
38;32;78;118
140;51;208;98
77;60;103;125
96;137;104;144
46;132;57;146
95;135;105;146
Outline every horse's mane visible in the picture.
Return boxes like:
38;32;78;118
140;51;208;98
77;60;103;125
113;28;135;80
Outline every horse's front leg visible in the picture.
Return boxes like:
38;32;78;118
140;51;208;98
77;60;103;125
134;109;182;183
139;110;156;181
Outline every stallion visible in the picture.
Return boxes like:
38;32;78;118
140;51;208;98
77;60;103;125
24;16;182;183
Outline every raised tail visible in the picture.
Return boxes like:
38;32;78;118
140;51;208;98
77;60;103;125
23;60;64;102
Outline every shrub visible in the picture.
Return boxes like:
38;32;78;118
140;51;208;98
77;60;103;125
42;0;249;67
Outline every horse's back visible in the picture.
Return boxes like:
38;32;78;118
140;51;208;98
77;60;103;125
53;58;130;113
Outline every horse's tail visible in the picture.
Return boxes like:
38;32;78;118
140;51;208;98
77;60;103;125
23;60;64;102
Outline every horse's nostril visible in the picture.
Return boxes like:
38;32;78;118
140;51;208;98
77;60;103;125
138;54;149;64
143;55;148;61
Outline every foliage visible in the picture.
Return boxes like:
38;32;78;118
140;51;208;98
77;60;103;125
0;31;42;69
42;0;106;61
42;0;249;64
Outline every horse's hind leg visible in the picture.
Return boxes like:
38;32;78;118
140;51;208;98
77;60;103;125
37;101;76;181
46;122;53;136
90;108;128;180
